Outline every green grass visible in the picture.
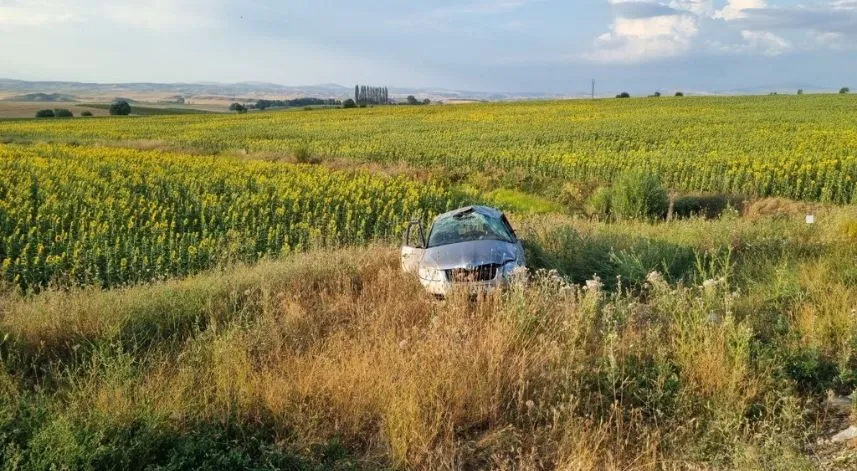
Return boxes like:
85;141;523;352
80;104;213;115
484;188;564;214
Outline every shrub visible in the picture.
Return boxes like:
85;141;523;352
35;109;54;118
293;145;322;164
342;99;357;109
611;169;668;220
54;109;73;118
797;89;804;95
616;92;631;99
586;186;613;220
109;101;132;116
80;111;93;117
675;92;684;97
840;87;850;94
229;103;248;114
672;193;742;219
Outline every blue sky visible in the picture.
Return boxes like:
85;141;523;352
1;0;855;93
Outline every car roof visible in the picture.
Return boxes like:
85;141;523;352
433;205;504;222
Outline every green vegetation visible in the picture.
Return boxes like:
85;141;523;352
34;109;54;118
3;208;857;468
53;108;73;118
0;144;458;291
3;95;857;468
5;95;857;203
109;100;132;116
610;168;669;220
229;102;248;114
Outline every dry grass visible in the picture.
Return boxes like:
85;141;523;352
0;243;820;469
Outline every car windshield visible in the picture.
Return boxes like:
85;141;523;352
427;211;514;248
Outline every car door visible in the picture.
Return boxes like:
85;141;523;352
401;221;427;274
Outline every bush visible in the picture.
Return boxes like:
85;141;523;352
81;111;93;117
611;169;668;220
54;109;73;118
675;92;684;97
293;145;322;164
229;103;248;114
672;193;742;219
616;92;631;99
586;186;613;220
797;89;804;95
840;87;850;94
342;99;357;109
35;109;55;118
109;101;132;116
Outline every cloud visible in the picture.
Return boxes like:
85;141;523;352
584;12;699;63
714;0;768;21
732;2;857;38
584;1;700;63
739;30;790;54
611;1;681;19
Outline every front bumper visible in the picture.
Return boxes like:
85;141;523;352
419;275;508;298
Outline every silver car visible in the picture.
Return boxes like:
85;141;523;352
401;206;526;297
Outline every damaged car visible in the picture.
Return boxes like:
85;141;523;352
401;205;527;297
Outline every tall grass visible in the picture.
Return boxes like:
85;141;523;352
5;208;857;469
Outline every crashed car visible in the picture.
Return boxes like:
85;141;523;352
401;205;526;297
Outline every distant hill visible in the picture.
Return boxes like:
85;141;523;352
3;92;77;102
0;78;563;103
0;78;840;104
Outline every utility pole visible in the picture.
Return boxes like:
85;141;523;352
592;79;595;99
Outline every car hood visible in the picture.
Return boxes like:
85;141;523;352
423;240;519;270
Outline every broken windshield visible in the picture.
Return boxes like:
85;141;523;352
427;212;514;248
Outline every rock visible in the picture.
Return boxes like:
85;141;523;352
830;426;857;444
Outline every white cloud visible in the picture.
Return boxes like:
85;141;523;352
714;0;768;21
740;29;790;54
585;1;700;63
585;15;699;62
669;0;715;17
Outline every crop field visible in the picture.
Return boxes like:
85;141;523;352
2;95;857;469
2;94;857;202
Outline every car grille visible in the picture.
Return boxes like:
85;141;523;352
446;264;500;283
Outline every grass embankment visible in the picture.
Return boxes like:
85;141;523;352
3;212;857;469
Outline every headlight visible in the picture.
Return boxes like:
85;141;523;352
502;260;528;281
419;265;445;282
502;260;520;275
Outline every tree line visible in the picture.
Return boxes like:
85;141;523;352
355;85;389;106
254;98;341;110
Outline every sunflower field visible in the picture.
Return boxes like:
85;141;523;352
2;94;857;202
0;144;458;290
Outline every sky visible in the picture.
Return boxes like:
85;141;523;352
1;0;856;94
